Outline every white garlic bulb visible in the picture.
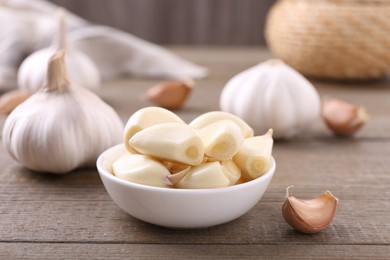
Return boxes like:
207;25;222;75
17;9;100;94
220;59;320;138
2;51;123;174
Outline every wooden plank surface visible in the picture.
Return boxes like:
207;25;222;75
1;47;390;258
1;244;390;259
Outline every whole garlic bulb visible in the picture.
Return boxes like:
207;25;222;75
17;9;101;94
220;59;320;138
2;51;123;174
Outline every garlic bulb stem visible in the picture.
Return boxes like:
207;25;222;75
46;51;69;92
53;8;67;50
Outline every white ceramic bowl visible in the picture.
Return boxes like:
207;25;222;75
97;144;276;229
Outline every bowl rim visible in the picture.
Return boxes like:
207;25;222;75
97;144;276;194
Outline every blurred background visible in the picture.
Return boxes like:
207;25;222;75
48;0;276;45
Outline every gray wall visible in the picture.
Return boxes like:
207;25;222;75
49;0;276;45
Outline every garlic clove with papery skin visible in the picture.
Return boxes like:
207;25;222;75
2;50;123;174
282;186;339;234
220;59;321;139
322;98;369;136
146;79;194;110
17;8;101;94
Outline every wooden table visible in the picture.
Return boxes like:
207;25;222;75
1;47;389;259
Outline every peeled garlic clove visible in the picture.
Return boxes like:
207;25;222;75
322;98;369;136
233;129;274;180
189;111;254;138
221;160;241;186
197;119;244;161
130;122;204;166
282;186;339;234
113;154;171;188
0;90;30;115
175;162;230;189
146;79;194;110
123;107;185;153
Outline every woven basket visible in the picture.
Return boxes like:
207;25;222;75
265;0;390;80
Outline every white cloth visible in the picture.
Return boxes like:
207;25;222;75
0;0;208;91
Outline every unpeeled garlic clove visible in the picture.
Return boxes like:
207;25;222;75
322;98;369;136
282;186;339;234
0;90;30;115
146;79;194;110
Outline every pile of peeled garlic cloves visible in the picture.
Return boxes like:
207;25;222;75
112;107;274;189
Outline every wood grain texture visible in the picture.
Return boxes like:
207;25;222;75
1;47;390;258
48;0;275;45
1;244;390;259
